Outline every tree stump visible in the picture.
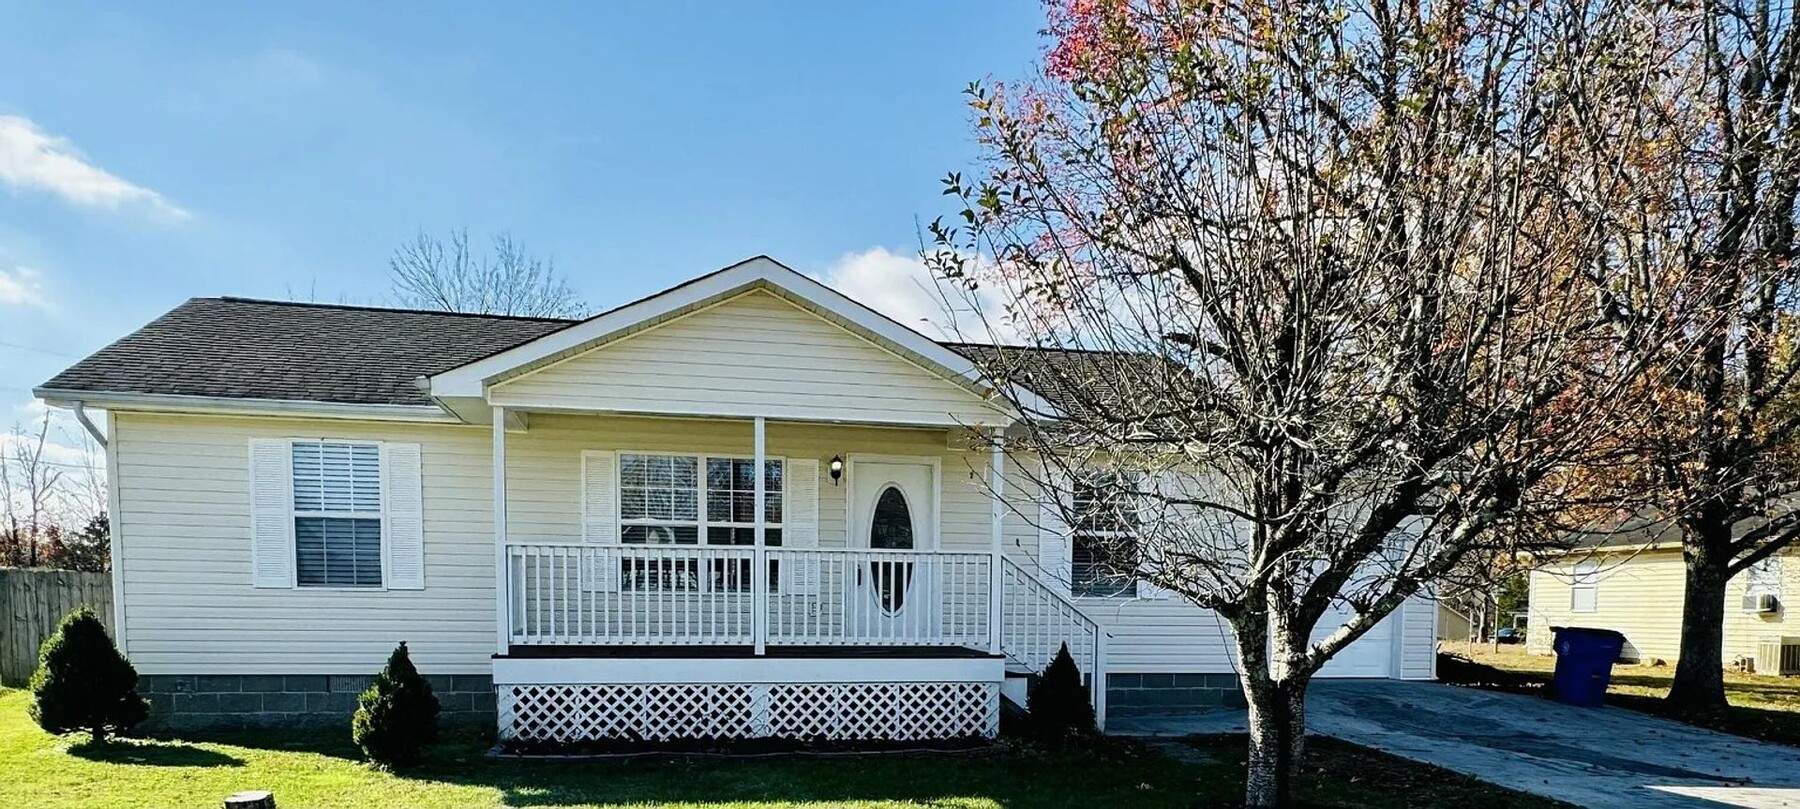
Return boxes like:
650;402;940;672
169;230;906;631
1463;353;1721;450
223;791;274;809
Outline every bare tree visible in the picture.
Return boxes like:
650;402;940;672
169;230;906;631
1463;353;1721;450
1592;0;1800;711
929;1;1666;805
0;411;67;567
388;229;588;318
55;424;106;526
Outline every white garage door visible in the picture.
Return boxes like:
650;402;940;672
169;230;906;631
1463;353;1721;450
1314;605;1395;678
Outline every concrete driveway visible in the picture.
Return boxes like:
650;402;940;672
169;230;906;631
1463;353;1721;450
1111;679;1800;809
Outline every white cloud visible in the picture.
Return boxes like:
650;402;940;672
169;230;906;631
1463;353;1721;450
0;266;47;308
0;115;189;220
814;247;1019;344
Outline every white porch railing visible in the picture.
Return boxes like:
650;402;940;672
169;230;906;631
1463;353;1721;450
508;543;758;645
506;542;994;650
999;556;1108;725
766;548;992;647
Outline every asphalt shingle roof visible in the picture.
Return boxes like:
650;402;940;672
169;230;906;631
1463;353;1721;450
38;297;577;406
39;297;1153;416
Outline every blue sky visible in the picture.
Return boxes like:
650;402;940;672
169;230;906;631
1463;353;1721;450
0;1;1046;437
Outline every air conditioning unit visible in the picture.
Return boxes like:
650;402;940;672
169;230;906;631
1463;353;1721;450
1754;637;1800;676
1741;593;1780;614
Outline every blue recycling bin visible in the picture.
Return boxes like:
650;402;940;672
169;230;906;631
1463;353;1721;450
1550;626;1626;707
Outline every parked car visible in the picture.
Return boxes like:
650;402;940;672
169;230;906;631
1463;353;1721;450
1496;627;1523;644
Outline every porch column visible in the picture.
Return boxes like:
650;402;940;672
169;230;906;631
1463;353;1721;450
752;416;768;655
493;405;510;655
989;427;1005;655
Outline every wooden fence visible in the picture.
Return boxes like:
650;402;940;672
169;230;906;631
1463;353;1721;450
0;569;112;687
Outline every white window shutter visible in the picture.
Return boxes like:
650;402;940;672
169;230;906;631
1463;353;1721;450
1137;472;1174;600
382;442;425;590
781;458;821;596
1037;473;1072;595
581;450;620;592
248;438;294;588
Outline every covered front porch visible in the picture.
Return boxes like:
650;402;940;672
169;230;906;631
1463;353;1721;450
423;264;1095;743
482;408;1054;743
489;410;1009;657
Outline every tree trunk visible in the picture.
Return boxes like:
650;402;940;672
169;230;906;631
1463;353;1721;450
1243;677;1309;809
1667;556;1730;711
224;790;276;809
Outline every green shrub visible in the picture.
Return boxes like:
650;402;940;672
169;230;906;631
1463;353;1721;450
29;606;148;742
1028;642;1096;744
351;642;440;768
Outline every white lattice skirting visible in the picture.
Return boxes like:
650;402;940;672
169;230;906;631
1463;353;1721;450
498;681;1000;743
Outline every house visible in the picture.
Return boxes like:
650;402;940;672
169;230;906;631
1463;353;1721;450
35;256;1438;743
1527;518;1800;670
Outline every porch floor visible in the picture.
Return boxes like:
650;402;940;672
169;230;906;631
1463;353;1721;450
497;644;1000;660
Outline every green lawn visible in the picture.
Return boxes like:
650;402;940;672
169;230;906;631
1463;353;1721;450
0;689;1564;808
1444;645;1800;747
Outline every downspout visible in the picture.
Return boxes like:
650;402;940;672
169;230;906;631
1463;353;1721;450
72;402;125;653
72;401;108;448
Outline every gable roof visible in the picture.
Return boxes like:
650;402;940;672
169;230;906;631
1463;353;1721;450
35;257;1056;421
425;256;1048;417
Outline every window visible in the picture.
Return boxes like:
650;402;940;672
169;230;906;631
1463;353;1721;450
1570;560;1599;613
1747;557;1784;598
617;453;783;591
619;454;701;546
1071;474;1138;598
291;440;383;588
704;457;784;548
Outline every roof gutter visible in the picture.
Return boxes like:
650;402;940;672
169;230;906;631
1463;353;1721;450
34;388;462;424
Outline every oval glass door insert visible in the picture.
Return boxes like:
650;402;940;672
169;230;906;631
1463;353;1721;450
869;485;915;612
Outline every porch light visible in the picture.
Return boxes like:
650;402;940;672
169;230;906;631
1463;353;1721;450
829;455;844;486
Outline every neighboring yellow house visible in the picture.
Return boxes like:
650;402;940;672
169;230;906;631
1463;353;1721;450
1527;528;1800;670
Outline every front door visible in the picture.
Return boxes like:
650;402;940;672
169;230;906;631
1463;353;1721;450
847;458;937;640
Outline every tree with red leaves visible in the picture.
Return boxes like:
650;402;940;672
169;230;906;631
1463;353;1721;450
929;1;1674;805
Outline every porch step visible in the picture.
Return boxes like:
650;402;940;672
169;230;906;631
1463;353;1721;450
1001;668;1031;707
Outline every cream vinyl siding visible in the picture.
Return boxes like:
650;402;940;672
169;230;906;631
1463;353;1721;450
1003;467;1435;679
1062;574;1435;678
1527;549;1686;662
114;412;496;675
500;415;999;555
1722;549;1800;662
111;411;1002;676
112;408;1440;680
1064;591;1433;679
1528;547;1800;664
487;290;1003;427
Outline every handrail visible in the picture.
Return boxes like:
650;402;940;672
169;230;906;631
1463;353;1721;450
999;556;1109;729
